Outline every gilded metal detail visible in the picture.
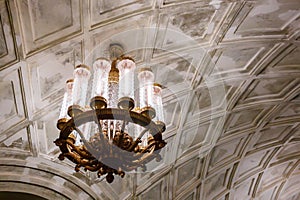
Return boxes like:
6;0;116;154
108;60;119;83
55;107;166;183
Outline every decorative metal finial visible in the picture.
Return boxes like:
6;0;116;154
109;43;124;60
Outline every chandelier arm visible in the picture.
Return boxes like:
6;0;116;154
155;140;166;151
55;138;86;163
135;154;156;167
64;138;137;175
65;142;113;173
131;144;155;162
84;165;101;172
62;152;79;164
133;145;156;163
73;126;99;158
65;139;92;159
64;151;93;166
141;142;156;154
127;139;139;152
128;128;149;152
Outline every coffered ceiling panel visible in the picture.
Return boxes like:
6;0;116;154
291;161;300;175
153;56;195;87
280;174;300;199
241;76;299;104
208;136;245;173
223;106;270;136
284;193;300;200
277;142;300;159
262;44;300;73
138;176;168;200
250;125;292;150
272;103;300;123
164;98;181;131
26;40;82;113
0;67;26;134
89;0;154;29
0;0;18;70
155;1;241;51
174;157;200;196
261;161;292;188
237;149;272;179
178;190;197;200
257;185;278;200
233;176;255;200
33;105;60;156
16;0;82;56
0;127;30;152
210;42;276;79
191;82;228;117
177;121;209;156
203;165;236;200
224;0;300;40
276;45;300;67
184;82;228;126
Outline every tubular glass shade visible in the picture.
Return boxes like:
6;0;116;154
72;65;91;108
152;83;164;122
138;69;154;108
59;79;73;119
117;58;136;99
92;59;111;99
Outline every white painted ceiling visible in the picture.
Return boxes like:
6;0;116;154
0;0;300;199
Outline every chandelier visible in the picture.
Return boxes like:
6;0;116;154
54;45;166;183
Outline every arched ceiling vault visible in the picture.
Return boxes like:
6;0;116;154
0;0;299;199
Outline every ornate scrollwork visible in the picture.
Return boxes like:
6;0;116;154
55;108;166;183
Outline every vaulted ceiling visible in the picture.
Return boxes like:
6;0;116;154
0;0;300;199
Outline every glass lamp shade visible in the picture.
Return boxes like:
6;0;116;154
117;58;136;99
152;83;164;122
59;79;74;119
138;69;155;108
92;58;111;99
72;65;91;108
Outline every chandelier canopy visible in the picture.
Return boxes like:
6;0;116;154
54;45;166;183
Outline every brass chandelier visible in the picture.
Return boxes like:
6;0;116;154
54;45;166;183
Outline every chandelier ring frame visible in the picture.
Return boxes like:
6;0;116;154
57;107;165;153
